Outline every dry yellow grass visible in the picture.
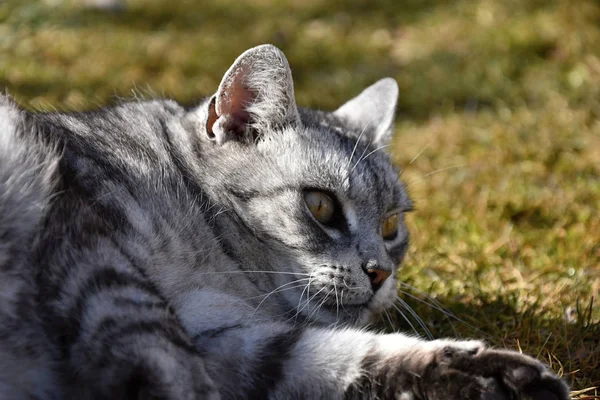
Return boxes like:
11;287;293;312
1;0;598;395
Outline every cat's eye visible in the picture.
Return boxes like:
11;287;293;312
304;191;335;225
381;213;399;240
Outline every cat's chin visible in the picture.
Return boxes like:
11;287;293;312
311;306;367;327
316;282;397;327
293;298;379;328
279;282;396;327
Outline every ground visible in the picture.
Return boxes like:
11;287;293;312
1;0;598;396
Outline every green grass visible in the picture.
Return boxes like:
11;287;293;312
2;0;599;396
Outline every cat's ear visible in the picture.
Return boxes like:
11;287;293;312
333;78;398;147
205;44;301;144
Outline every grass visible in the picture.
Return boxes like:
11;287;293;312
2;0;599;396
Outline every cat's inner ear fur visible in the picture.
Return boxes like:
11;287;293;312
205;44;302;144
333;78;399;147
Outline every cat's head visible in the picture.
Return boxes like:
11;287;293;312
193;45;411;326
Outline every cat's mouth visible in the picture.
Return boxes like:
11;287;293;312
291;265;380;319
308;285;373;310
325;301;369;310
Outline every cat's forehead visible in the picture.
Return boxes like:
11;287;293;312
261;122;408;210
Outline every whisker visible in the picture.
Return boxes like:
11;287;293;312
213;207;230;218
333;280;340;323
308;289;333;320
244;279;312;301
349;143;391;175
409;142;432;165
295;266;320;319
384;310;395;332
398;282;455;315
419;163;468;179
194;270;310;277
342;279;367;291
296;279;313;318
397;289;458;336
347;139;372;179
395;297;434;340
339;289;352;317
391;303;420;338
345;119;371;172
309;289;331;318
251;278;312;315
289;286;326;323
397;282;486;337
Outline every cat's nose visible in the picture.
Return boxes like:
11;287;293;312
366;269;391;290
362;262;391;291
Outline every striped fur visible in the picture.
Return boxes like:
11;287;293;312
0;45;568;399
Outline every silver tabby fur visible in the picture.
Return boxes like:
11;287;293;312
0;45;569;399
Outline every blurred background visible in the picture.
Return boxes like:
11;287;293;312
1;0;599;395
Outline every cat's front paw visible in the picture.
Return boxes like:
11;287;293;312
421;342;570;400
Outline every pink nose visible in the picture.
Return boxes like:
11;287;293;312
366;269;391;290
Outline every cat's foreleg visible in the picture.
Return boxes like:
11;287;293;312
180;295;569;400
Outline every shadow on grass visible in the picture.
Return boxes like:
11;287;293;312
375;291;600;390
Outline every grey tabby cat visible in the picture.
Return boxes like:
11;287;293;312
0;44;569;400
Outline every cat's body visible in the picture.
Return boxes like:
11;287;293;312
0;45;569;399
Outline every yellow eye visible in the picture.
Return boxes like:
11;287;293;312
304;191;335;224
382;213;399;240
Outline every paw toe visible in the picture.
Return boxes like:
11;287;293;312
509;365;539;386
524;376;571;400
508;367;570;400
479;377;511;400
531;389;563;400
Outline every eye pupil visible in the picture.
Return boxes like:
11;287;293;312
382;213;399;240
304;191;335;225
